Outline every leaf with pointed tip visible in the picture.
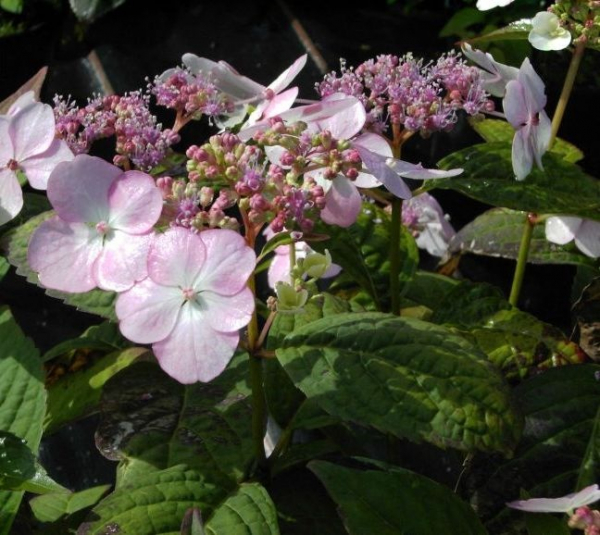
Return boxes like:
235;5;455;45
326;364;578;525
277;312;521;454
45;347;149;435
1;211;117;320
0;306;45;534
427;143;600;221
205;483;279;535
29;484;111;523
450;208;596;266
470;119;583;163
96;354;253;504
309;461;488;535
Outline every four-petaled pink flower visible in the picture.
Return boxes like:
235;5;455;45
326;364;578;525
28;154;162;292
115;227;256;383
0;91;73;225
182;53;307;127
507;484;600;513
503;58;551;181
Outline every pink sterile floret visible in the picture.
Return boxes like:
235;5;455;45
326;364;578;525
0;91;73;225
116;227;256;384
28;154;162;292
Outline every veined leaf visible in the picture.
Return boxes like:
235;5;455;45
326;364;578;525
277;312;521;454
30;484;111;523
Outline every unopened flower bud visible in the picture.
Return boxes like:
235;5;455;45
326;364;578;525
302;249;333;279
275;282;308;314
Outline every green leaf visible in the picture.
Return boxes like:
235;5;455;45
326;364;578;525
309;461;488;535
0;256;9;283
0;306;46;534
96;355;253;501
475;364;600;532
277;312;521;454
470;119;583;163
467;20;532;44
29;484;111;523
0;0;23;15
205;483;279;535
45;347;149;435
269;468;346;535
427;143;600;221
525;513;570;535
464;309;586;380
0;431;35;489
311;203;419;310
431;280;510;328
402;271;459;311
439;8;485;37
1;211;117;320
77;466;217;534
450;208;596;266
42;321;130;362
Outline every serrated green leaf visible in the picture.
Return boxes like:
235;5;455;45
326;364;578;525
470;119;583;163
1;211;117;320
464;309;586;380
427;143;600;220
29;484;111;523
96;354;253;502
450;208;596;266
277;312;521;454
205;483;279;535
309;461;488;535
402;271;459;311
431;280;510;328
45;347;149;435
475;364;600;532
43;321;130;362
468;20;531;44
0;306;45;534
311;204;419;310
77;466;216;535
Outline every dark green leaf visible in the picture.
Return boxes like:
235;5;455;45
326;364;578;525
525;513;570;535
309;461;488;535
96;354;253;502
311;204;419;310
0;306;45;534
45;347;149;435
1;211;117;320
467;20;531;44
470;119;583;163
439;8;485;37
450;208;596;266
428;143;600;221
0;256;9;283
402;270;459;311
0;431;35;489
29;484;111;523
205;483;279;535
277;312;521;454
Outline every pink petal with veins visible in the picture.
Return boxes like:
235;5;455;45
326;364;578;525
152;303;240;384
107;171;163;234
321;175;362;227
9;101;56;161
201;287;255;332
20;138;74;190
267;54;307;94
28;217;103;292
0;118;14;163
0;168;23;225
116;278;183;344
47;155;119;223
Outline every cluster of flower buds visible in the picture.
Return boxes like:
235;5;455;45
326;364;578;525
317;52;494;137
569;506;600;534
549;0;600;48
53;92;179;170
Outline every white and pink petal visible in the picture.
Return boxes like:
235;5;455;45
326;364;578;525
0;168;23;226
320;175;362;228
20;138;74;190
9;101;56;161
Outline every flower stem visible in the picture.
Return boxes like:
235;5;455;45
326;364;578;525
549;41;586;147
390;197;403;315
509;213;536;307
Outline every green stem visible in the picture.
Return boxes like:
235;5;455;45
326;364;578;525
549;41;586;147
390;197;402;315
509;213;536;307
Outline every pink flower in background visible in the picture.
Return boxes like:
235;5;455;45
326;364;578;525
545;216;600;258
0;91;73;225
503;58;551;181
507;484;600;513
28;154;162;292
116;227;256;384
182;53;307;126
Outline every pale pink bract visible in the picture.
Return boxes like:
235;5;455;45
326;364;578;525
28;154;162;292
0;91;73;225
116;227;256;384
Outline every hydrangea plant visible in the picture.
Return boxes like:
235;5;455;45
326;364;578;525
0;1;600;533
